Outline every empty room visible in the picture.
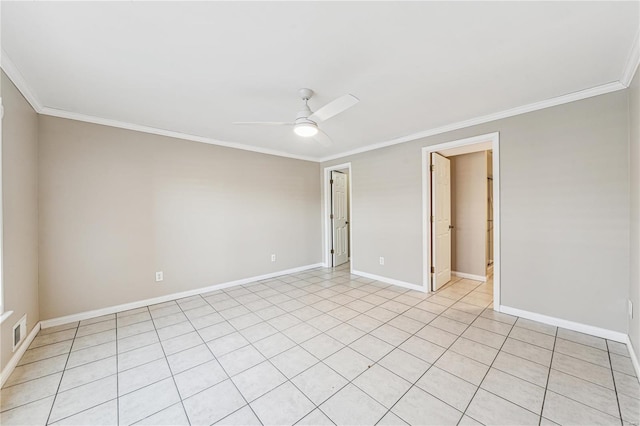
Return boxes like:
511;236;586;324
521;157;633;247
1;1;639;425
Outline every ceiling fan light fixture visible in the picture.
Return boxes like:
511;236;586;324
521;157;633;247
294;122;318;137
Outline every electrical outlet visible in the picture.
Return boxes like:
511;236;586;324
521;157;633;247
379;257;384;265
629;300;634;319
155;271;163;282
271;254;276;262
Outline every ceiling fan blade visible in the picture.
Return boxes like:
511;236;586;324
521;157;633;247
313;129;333;147
233;121;293;126
308;94;359;122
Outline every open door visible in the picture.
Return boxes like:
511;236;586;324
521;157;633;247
331;171;349;267
431;153;452;290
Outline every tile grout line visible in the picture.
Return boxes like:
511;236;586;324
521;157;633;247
173;296;265;426
43;323;80;425
6;268;625;426
15;272;422;416
606;340;626;424
215;269;356;425
545;353;623;387
370;281;489;425
3;276;499;423
3;266;384;421
115;313;120;425
144;305;193;426
453;295;519;424
198;289;327;424
389;287;492;423
44;301;618;426
554;337;618;368
257;271;425;422
543;331;626;423
538;324;557;426
310;280;486;422
189;272;410;423
450;284;531;423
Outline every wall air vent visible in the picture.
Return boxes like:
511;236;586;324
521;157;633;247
12;315;26;352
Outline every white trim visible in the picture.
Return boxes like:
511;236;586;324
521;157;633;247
1;321;41;387
421;147;430;291
626;336;640;381
318;82;625;162
322;163;353;271
41;263;323;329
351;269;426;293
0;51;43;113
499;305;628;343
39;106;318;163
422;132;501;309
452;271;487;282
621;29;640;87
0;96;3;317
0;310;13;325
1;50;316;163
2;50;629;165
492;142;501;309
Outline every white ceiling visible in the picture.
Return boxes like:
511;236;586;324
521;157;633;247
2;1;639;161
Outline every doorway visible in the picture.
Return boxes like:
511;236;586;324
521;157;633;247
441;149;493;285
422;132;501;308
323;163;352;268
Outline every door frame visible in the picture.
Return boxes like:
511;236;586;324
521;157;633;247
421;132;501;309
323;163;353;269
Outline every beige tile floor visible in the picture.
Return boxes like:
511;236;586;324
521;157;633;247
1;264;638;425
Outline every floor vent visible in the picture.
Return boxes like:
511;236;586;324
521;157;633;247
12;315;26;352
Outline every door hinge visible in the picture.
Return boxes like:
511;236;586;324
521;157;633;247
330;213;334;219
431;266;435;273
430;215;434;223
330;179;334;184
430;165;435;172
331;249;335;254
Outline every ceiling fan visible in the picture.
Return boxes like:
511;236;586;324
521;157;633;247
233;88;359;146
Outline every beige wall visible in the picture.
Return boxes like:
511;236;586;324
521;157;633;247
0;67;636;354
629;67;639;353
1;72;39;372
322;90;630;333
38;116;321;319
450;151;488;277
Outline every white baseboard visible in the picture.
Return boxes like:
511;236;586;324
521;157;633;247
41;263;324;329
626;336;640;380
499;305;628;343
351;269;427;293
1;321;41;387
452;271;487;282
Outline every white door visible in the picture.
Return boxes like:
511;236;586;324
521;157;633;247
331;171;349;267
431;153;451;290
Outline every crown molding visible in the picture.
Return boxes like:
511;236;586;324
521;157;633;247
2;50;317;162
1;49;631;164
621;29;640;87
39;106;319;162
0;49;44;113
318;81;627;162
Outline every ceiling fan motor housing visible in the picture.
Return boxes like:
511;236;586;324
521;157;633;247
233;87;358;144
294;90;318;137
299;88;314;100
295;106;318;136
296;88;315;123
